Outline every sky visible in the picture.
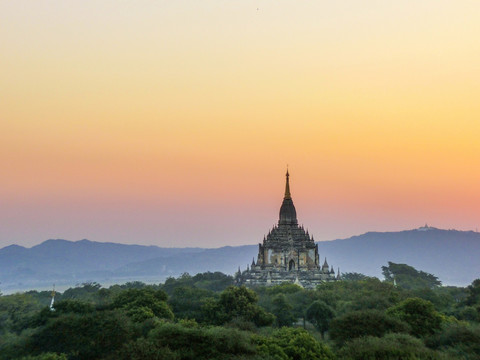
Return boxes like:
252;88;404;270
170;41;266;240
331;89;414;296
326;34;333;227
1;1;480;248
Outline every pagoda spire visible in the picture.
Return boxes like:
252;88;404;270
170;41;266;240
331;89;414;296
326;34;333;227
284;168;291;199
278;168;297;225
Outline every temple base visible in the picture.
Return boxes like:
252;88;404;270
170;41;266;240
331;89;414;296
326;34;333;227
236;268;337;289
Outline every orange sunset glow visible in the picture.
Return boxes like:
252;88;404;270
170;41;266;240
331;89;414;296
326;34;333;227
1;1;480;247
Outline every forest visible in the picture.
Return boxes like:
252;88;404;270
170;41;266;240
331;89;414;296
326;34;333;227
0;262;479;360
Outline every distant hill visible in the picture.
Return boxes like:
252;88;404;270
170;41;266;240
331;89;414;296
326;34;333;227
1;226;479;293
320;227;480;286
0;240;205;292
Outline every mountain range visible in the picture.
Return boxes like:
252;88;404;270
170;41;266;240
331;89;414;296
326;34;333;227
1;226;479;293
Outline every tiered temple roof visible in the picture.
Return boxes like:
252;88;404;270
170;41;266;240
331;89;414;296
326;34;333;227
237;170;339;288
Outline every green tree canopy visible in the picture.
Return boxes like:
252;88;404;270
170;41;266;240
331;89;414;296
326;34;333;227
265;283;303;295
54;299;95;314
62;282;102;302
387;297;443;338
169;286;214;321
267;327;335;360
112;288;173;321
305;300;335;339
425;323;480;358
329;310;410;346
382;262;441;290
201;286;274;327
191;272;234;292
465;279;480;306
338;333;441;360
341;272;374;281
116;337;179;360
120;322;256;360
0;293;41;334
314;278;401;315
271;294;296;327
23;310;133;360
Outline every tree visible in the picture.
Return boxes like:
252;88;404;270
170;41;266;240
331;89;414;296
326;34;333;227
338;333;440;360
191;272;234;292
271;294;296;327
465;279;480;306
265;283;303;295
0;293;41;334
54;299;95;314
305;300;335;339
329;310;410;346
117;338;179;360
341;272;373;281
161;273;195;295
24;299;97;330
425;323;480;358
23;310;133;360
287;288;316;327
135;322;256;360
382;262;441;289
269;327;335;360
204;286;274;327
456;306;479;322
112;288;173;321
169;286;214;321
62;282;102;302
313;278;402;316
387;297;443;337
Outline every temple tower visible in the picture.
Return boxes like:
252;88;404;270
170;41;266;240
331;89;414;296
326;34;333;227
237;170;338;288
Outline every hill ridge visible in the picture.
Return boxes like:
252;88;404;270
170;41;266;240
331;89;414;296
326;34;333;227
1;227;479;293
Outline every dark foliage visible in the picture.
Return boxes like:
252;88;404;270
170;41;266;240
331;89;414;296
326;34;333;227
111;288;173;322
305;300;335;338
338;333;443;360
466;279;480;306
202;286;274;327
1;265;479;360
22;310;132;360
341;272;374;281
271;294;296;327
426;323;480;359
329;310;410;345
382;262;441;290
122;322;256;360
387;297;443;337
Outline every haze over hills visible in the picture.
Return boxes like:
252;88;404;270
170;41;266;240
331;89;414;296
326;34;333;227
1;226;479;293
321;226;480;286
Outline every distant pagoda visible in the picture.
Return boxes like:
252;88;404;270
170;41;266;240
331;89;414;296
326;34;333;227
236;170;339;288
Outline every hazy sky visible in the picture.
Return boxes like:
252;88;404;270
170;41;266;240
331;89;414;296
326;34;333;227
1;1;480;248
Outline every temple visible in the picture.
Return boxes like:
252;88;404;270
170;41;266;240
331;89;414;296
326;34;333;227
236;170;339;288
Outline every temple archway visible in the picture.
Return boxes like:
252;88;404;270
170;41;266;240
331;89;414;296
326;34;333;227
289;260;295;271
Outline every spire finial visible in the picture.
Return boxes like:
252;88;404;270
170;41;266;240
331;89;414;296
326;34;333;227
284;167;291;199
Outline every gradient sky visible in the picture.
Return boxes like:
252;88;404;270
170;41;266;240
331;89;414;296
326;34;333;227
1;1;480;248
